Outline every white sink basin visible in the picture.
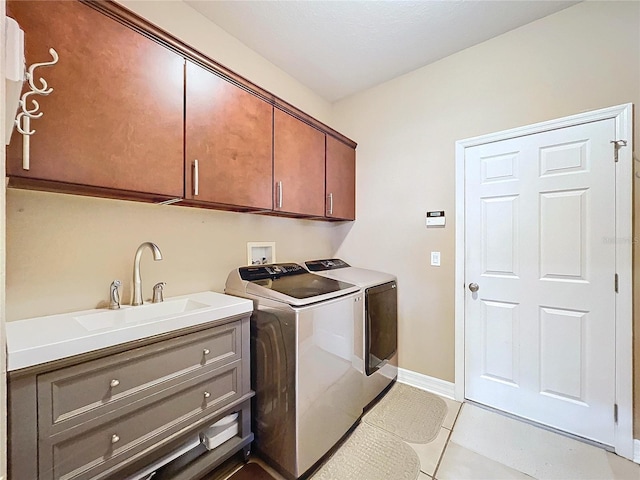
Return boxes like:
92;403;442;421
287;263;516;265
75;298;210;331
6;291;253;371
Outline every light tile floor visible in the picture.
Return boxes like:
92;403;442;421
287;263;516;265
414;396;640;480
221;388;640;480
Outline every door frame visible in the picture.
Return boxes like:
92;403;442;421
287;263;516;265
454;103;634;459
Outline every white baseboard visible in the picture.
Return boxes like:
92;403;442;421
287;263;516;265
397;368;455;399
634;439;640;464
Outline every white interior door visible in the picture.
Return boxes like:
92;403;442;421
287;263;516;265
464;118;617;446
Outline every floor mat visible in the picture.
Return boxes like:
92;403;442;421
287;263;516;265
228;462;276;480
363;382;447;443
311;423;420;480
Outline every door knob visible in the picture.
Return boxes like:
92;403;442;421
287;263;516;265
469;283;479;292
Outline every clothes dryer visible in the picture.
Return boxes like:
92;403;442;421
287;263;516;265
303;259;398;408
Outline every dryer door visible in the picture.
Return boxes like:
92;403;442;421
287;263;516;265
365;281;398;376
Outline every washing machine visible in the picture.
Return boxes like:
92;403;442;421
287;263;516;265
225;263;363;479
303;259;398;409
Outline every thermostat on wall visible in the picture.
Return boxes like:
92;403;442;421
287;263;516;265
426;211;446;227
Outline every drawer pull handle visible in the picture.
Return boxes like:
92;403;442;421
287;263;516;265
110;379;120;388
111;434;120;444
203;391;211;399
203;348;210;355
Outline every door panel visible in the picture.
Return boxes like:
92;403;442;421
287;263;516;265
326;136;356;220
185;61;273;209
6;0;184;197
273;109;325;216
539;190;587;280
481;195;519;276
481;300;519;386
539;307;586;403
465;118;616;446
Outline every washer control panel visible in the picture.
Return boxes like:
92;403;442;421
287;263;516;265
239;263;305;281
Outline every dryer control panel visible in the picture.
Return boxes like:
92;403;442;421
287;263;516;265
305;258;350;271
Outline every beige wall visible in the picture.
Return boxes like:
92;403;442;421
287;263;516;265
330;1;640;435
6;191;347;320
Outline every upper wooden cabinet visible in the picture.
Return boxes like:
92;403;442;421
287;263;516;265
326;136;356;220
273;109;325;217
6;0;185;199
5;0;357;220
185;61;273;210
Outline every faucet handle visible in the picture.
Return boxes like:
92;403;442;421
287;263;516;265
109;280;121;310
152;282;166;303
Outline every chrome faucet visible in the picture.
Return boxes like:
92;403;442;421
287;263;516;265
152;282;166;303
109;280;121;310
131;242;163;306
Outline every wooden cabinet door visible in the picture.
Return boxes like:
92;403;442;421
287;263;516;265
185;62;273;209
325;136;356;220
6;1;184;198
273;109;325;216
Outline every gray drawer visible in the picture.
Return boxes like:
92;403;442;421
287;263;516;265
38;320;241;432
39;361;242;480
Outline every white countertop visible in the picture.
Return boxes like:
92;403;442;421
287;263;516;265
6;291;253;371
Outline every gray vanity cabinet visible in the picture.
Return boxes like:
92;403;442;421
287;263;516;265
9;315;254;480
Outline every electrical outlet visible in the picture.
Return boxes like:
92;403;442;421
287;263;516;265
431;251;441;266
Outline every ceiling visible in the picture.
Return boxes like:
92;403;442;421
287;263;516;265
185;0;579;103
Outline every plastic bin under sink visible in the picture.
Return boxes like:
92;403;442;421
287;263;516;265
201;412;239;450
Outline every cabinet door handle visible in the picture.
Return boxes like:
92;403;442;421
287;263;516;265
203;391;211;399
327;193;333;215
111;434;120;444
203;348;210;355
22;117;31;170
277;181;283;209
110;379;120;388
193;159;199;196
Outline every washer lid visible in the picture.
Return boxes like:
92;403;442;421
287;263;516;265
238;263;358;305
303;260;397;289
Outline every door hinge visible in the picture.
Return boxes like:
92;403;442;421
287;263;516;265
615;273;619;293
611;140;628;162
614;403;618;423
